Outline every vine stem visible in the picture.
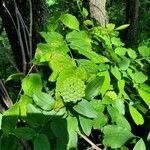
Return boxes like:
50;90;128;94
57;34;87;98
77;132;102;150
16;64;35;101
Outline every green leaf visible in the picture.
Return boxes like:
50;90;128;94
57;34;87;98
98;71;110;96
115;24;130;31
113;98;125;115
26;104;46;126
127;48;137;59
129;105;144;125
85;76;104;99
48;51;76;82
138;88;150;107
60;14;79;30
51;117;68;150
132;71;148;83
118;80;129;99
79;116;93;136
102;125;134;148
33;92;55;111
34;134;51;150
111;37;124;47
111;66;121;80
67;116;78;148
78;59;99;74
73;100;98;118
138;46;150;57
66;30;91;50
46;0;57;6
0;114;2;130
19;95;32;119
5;73;25;82
82;7;88;18
107;23;115;31
133;139;146;150
93;113;108;129
12;127;36;140
22;73;42;97
0;135;19;150
115;47;126;56
83;20;93;26
2;103;19;134
39;31;69;53
118;57;130;70
107;106;131;130
66;30;108;63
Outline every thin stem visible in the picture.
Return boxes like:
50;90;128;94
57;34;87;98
15;6;30;57
77;132;102;150
2;2;18;32
29;0;33;62
14;0;27;73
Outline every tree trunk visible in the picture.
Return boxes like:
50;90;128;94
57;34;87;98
89;0;107;27
0;0;48;72
125;0;139;47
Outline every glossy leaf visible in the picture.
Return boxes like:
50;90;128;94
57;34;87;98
85;76;104;99
67;116;78;148
98;71;110;96
115;24;130;30
60;14;79;30
132;71;148;83
138;88;150;107
129;105;144;125
111;66;121;80
73;100;98;118
33;92;55;111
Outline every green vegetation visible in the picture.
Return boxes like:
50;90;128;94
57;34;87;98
0;0;150;149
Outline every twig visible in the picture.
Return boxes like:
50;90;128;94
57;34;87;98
77;132;102;150
29;0;33;62
0;80;13;108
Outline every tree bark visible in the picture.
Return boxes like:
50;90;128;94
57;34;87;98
89;0;107;27
125;0;139;47
0;0;48;72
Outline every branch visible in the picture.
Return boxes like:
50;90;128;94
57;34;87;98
0;80;13;108
77;132;102;150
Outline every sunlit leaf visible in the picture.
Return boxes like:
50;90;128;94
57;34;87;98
103;125;134;148
133;139;146;150
60;14;79;30
73;100;98;118
22;73;42;97
129;105;144;125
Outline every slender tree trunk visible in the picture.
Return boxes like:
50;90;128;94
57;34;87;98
125;0;139;47
0;0;48;72
89;0;107;27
